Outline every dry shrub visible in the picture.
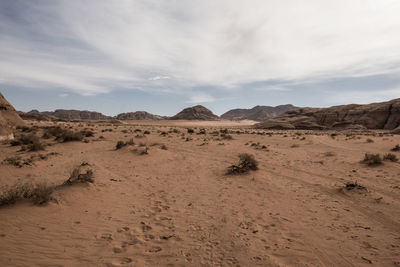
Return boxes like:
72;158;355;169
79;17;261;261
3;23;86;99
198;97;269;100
226;153;258;175
383;153;398;162
221;134;233;140
361;153;382;166
345;181;366;191
391;144;400;152
64;166;94;185
0;183;54;206
60;130;83;142
13;134;45;152
116;141;127;150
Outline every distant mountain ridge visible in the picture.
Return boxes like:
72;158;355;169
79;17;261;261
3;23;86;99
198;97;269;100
170;105;219;120
115;111;164;120
221;104;298;121
255;98;400;130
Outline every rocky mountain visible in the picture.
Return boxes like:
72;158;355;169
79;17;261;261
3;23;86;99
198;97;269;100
221;104;298;121
0;93;25;139
18;110;58;121
115;111;164;120
255;98;400;130
19;109;111;121
170;105;219;120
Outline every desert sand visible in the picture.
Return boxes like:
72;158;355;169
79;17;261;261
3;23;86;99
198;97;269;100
1;120;400;266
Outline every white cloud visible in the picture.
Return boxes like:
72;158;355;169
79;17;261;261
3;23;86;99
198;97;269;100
59;93;69;97
187;93;215;104
1;0;400;96
149;76;170;81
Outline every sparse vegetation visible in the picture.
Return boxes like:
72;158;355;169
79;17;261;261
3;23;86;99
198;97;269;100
226;153;258;175
391;144;400;152
12;134;45;152
64;166;94;185
361;153;383;166
366;138;374;143
383;153;398;162
60;130;83;142
0;183;54;206
344;181;366;191
116;140;127;150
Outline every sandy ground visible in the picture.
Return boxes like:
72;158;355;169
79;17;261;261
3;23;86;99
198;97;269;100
0;120;399;266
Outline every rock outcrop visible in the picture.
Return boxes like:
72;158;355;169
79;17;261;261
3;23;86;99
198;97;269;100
256;98;400;130
115;111;164;120
0;93;25;139
221;104;298;121
170;105;219;120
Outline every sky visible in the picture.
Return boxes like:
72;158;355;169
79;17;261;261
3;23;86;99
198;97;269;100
1;0;400;116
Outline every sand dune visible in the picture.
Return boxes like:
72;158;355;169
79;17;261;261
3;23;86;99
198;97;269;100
1;120;399;266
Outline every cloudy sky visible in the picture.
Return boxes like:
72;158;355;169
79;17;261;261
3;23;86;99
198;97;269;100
1;0;400;116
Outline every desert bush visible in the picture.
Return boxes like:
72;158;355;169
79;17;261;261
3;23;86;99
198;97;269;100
29;184;54;205
116;141;127;150
383;153;398;162
2;156;23;167
160;144;168;150
0;183;53;206
344;181;366;191
290;144;299;148
221;134;233;140
187;128;194;134
391;144;400;152
13;134;44;151
144;130;150;135
361;153;382;166
60;130;83;142
198;129;206;135
27;141;45;152
220;128;228;134
323;152;336;157
42;126;64;139
226;153;258;175
81;129;94;137
366;138;374;143
127;138;135;145
64;167;94;185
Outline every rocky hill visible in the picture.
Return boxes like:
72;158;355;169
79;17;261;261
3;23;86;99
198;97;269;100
0;93;25;139
221;104;298;121
115;111;164;120
18;110;58;121
255;98;400;130
170;105;219;120
20;109;111;121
